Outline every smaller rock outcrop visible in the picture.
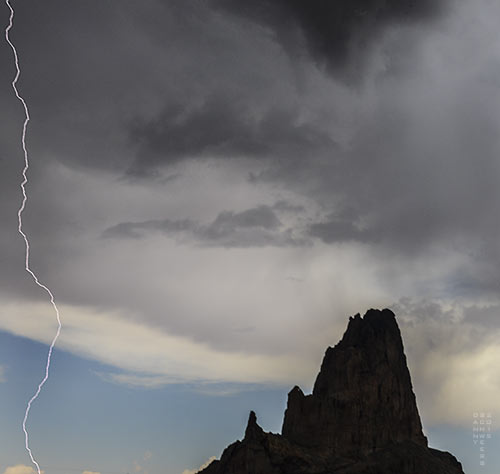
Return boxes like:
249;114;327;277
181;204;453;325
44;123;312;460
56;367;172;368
200;309;465;474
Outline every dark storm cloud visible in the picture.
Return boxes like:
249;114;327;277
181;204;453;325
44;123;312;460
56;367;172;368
249;59;500;264
4;0;500;317
272;200;305;214
214;0;443;78
309;218;369;244
128;95;335;175
103;205;304;248
306;204;373;244
209;206;281;231
126;0;447;177
103;218;196;240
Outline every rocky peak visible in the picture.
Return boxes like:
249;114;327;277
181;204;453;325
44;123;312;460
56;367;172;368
282;308;427;455
199;309;464;474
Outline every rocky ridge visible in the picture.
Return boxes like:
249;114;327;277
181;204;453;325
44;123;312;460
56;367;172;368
200;309;465;474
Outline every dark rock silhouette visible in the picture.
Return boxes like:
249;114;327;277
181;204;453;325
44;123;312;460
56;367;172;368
200;309;465;474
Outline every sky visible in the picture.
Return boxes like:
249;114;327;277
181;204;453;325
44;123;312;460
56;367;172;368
1;0;500;472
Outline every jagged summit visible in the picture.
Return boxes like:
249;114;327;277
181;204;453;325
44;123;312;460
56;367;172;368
200;309;465;474
336;308;401;350
283;308;427;455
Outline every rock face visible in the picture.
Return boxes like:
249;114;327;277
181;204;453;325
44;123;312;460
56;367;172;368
282;309;427;455
200;309;465;474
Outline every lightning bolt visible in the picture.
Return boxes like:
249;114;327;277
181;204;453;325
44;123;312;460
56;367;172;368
4;2;62;474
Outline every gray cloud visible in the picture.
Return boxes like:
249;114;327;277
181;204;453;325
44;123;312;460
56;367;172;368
207;206;281;232
3;0;500;302
214;0;444;79
128;95;335;176
103;205;304;248
309;219;368;244
103;218;196;240
308;205;372;244
272;200;305;214
463;304;500;329
3;0;500;381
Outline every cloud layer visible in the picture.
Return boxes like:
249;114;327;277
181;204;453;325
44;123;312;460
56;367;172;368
103;204;304;247
3;466;38;474
215;0;443;78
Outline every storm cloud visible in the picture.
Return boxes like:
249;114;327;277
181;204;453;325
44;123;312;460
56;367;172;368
103;205;304;248
214;0;444;78
1;0;499;327
128;95;335;175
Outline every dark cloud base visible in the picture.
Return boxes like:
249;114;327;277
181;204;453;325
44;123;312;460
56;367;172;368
127;94;335;176
104;204;305;248
214;0;444;78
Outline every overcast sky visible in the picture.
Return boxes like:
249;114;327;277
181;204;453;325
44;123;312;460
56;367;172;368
2;0;500;473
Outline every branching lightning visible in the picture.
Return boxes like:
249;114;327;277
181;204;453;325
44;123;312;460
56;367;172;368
5;2;62;474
